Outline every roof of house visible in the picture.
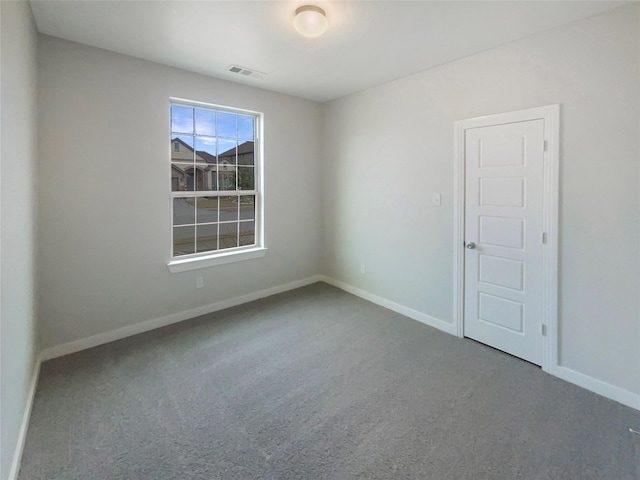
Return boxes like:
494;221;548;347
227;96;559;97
172;137;254;163
218;141;254;159
171;137;254;163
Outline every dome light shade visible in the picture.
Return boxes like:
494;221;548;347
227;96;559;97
294;5;328;38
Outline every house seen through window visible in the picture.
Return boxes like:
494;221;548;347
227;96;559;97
170;102;260;258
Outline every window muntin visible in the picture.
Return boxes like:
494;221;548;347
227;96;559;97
170;102;260;259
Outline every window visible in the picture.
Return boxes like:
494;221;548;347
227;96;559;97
169;101;263;270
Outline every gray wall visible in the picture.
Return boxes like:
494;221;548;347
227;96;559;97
37;36;323;349
0;1;39;479
322;4;640;396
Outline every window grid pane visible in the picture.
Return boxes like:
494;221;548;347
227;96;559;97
173;226;195;256
171;105;194;134
196;223;218;253
173;197;195;226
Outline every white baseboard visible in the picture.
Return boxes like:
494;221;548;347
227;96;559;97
40;275;324;361
319;275;457;336
8;359;41;480
550;365;640;411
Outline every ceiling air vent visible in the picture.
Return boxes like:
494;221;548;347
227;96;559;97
226;65;266;80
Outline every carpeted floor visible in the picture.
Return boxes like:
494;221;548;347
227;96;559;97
19;282;640;479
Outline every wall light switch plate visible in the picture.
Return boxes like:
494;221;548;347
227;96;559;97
432;193;441;206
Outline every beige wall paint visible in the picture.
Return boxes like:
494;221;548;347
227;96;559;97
322;4;640;395
0;1;39;478
37;36;324;349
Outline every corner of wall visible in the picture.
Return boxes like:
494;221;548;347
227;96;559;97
0;1;41;479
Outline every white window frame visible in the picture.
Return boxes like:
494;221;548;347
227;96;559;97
167;98;265;273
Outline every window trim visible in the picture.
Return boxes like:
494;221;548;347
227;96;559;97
167;246;267;273
167;98;265;272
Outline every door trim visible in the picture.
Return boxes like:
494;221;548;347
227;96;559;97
453;104;560;373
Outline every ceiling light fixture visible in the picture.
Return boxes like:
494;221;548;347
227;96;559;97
293;5;328;38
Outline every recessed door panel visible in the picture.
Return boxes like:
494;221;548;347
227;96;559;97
479;177;525;207
479;216;524;249
479;135;525;167
478;293;524;333
479;255;524;291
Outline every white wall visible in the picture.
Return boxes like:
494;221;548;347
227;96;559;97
323;4;640;397
37;37;323;349
0;1;39;479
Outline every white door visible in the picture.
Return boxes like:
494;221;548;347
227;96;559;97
463;119;545;365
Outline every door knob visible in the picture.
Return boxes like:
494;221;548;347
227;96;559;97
465;242;476;250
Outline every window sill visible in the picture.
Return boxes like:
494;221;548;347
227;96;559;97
167;247;267;273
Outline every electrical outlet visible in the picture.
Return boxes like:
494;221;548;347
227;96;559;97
360;264;366;275
196;276;204;289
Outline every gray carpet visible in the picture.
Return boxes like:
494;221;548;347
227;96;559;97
19;282;640;479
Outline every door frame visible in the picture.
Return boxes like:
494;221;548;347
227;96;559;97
453;104;560;372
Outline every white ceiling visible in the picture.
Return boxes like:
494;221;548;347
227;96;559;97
30;0;630;102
